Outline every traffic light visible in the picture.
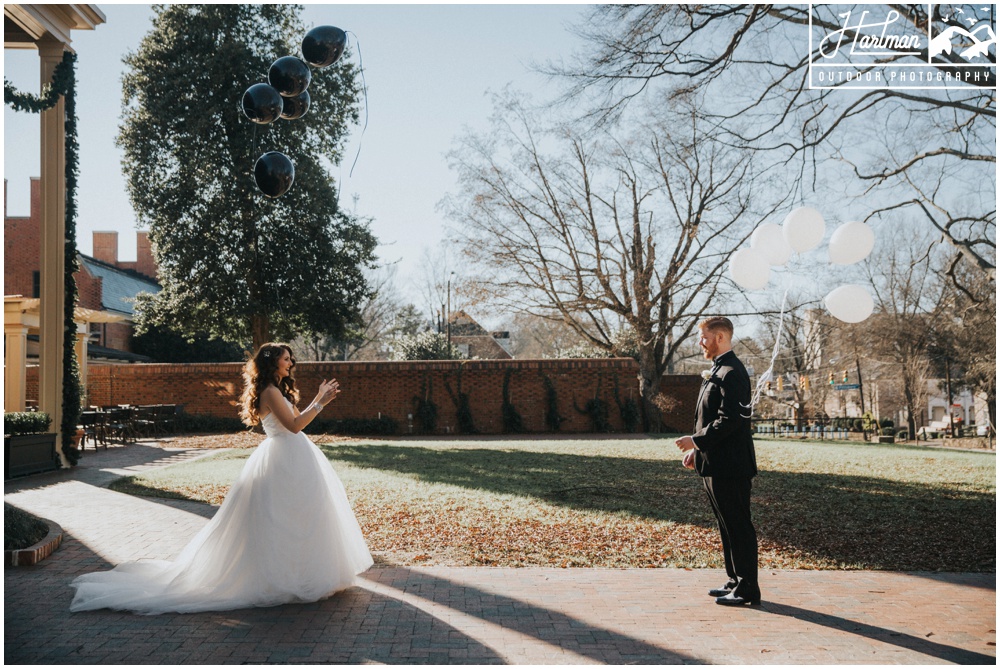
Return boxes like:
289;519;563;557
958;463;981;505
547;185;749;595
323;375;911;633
776;376;784;391
765;381;772;392
842;370;849;383
828;372;834;385
799;375;809;391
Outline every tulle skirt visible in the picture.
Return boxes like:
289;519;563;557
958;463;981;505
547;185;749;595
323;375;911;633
69;430;373;615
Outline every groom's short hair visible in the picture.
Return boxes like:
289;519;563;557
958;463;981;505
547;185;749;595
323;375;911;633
699;316;734;339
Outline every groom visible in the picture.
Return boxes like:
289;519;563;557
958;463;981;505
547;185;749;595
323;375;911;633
676;316;760;606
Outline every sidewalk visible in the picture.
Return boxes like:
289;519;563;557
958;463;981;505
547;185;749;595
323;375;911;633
5;443;996;665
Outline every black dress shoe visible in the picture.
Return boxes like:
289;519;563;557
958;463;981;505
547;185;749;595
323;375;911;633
708;581;738;597
715;591;761;606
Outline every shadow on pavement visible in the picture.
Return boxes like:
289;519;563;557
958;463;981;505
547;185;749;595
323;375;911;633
361;566;701;664
756;601;995;664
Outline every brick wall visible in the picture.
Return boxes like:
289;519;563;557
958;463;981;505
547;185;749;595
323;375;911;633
27;359;702;435
4;177;41;297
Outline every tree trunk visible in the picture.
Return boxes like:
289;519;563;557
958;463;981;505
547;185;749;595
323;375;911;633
987;392;997;439
251;312;270;352
903;380;917;440
637;344;664;433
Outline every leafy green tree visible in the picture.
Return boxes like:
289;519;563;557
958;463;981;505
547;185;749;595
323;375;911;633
131;294;245;362
120;5;377;350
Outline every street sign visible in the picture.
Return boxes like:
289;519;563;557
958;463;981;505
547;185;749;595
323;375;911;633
834;383;860;390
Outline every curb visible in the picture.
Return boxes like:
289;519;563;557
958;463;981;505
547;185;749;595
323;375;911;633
4;517;63;567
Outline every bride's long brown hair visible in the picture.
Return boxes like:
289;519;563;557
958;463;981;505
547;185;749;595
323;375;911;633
239;342;300;426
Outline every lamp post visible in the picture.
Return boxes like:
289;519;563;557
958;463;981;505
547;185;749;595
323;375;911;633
446;272;454;353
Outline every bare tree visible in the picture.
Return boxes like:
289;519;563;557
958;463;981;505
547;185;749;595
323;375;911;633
443;91;787;430
544;5;996;279
751;299;832;422
928;255;997;436
861;235;949;438
507;312;589;358
300;263;409;361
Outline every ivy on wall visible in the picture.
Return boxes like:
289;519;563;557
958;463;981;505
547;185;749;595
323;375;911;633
5;51;83;465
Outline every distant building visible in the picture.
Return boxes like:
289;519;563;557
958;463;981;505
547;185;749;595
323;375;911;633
5;177;159;362
448;310;512;360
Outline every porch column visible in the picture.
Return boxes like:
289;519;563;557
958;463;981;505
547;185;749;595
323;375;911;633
4;324;29;412
37;37;67;442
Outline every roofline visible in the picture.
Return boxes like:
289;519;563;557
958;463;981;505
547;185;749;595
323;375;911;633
78;252;160;288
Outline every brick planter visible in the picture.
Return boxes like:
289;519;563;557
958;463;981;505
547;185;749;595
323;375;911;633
4;516;63;566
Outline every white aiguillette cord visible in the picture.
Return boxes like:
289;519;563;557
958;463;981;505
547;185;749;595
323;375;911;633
746;289;789;414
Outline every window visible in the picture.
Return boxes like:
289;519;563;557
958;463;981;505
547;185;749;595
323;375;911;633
32;271;40;298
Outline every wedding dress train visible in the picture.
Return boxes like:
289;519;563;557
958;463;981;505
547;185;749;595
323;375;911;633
69;403;373;614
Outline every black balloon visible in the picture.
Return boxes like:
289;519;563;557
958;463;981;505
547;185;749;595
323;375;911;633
268;56;311;97
301;25;347;67
254;152;295;198
241;83;283;124
280;90;310;120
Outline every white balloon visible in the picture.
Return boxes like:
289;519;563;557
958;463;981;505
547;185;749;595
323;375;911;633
782;206;826;253
828;220;875;265
825;284;874;323
750;223;793;266
729;248;770;290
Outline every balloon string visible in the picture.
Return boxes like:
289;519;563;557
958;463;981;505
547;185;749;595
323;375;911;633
747;289;789;413
347;31;368;178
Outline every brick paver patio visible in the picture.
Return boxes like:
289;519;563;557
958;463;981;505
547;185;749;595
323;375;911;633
5;442;995;664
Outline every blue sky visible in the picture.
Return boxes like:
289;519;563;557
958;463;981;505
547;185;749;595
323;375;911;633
4;4;590;305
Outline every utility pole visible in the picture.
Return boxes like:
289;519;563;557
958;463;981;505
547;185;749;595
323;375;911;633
945;356;955;438
855;357;867;440
446;271;454;353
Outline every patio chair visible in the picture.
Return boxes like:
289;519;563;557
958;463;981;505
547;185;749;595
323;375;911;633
133;405;159;439
151;404;178;436
78;410;107;451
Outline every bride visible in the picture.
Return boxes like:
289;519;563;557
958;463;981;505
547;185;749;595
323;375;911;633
70;343;373;614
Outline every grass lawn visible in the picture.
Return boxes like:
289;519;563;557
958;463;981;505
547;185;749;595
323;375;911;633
109;435;996;571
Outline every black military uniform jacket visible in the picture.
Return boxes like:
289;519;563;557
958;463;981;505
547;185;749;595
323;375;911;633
692;350;758;479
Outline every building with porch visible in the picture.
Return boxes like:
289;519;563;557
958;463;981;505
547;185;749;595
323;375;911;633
4;4;107;455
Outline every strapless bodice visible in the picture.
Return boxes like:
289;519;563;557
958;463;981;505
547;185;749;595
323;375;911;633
261;411;293;437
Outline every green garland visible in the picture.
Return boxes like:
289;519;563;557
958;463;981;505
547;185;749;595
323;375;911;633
60;52;83;465
5;52;83;466
3;54;76;112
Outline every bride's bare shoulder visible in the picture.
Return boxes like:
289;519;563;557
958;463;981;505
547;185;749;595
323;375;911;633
258;384;282;416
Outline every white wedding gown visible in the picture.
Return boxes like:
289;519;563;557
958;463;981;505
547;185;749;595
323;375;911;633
69;403;373;615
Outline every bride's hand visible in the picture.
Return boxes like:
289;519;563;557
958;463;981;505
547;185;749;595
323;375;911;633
316;379;340;405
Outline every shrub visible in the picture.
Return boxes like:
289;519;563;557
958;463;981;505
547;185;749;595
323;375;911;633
501;369;525;433
578;397;611;433
4;504;49;551
311;416;399;436
3;412;53;436
542;374;564;431
175;413;248;434
392;331;464;360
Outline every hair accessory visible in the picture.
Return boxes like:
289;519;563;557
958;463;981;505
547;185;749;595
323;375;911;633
261;350;271;358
